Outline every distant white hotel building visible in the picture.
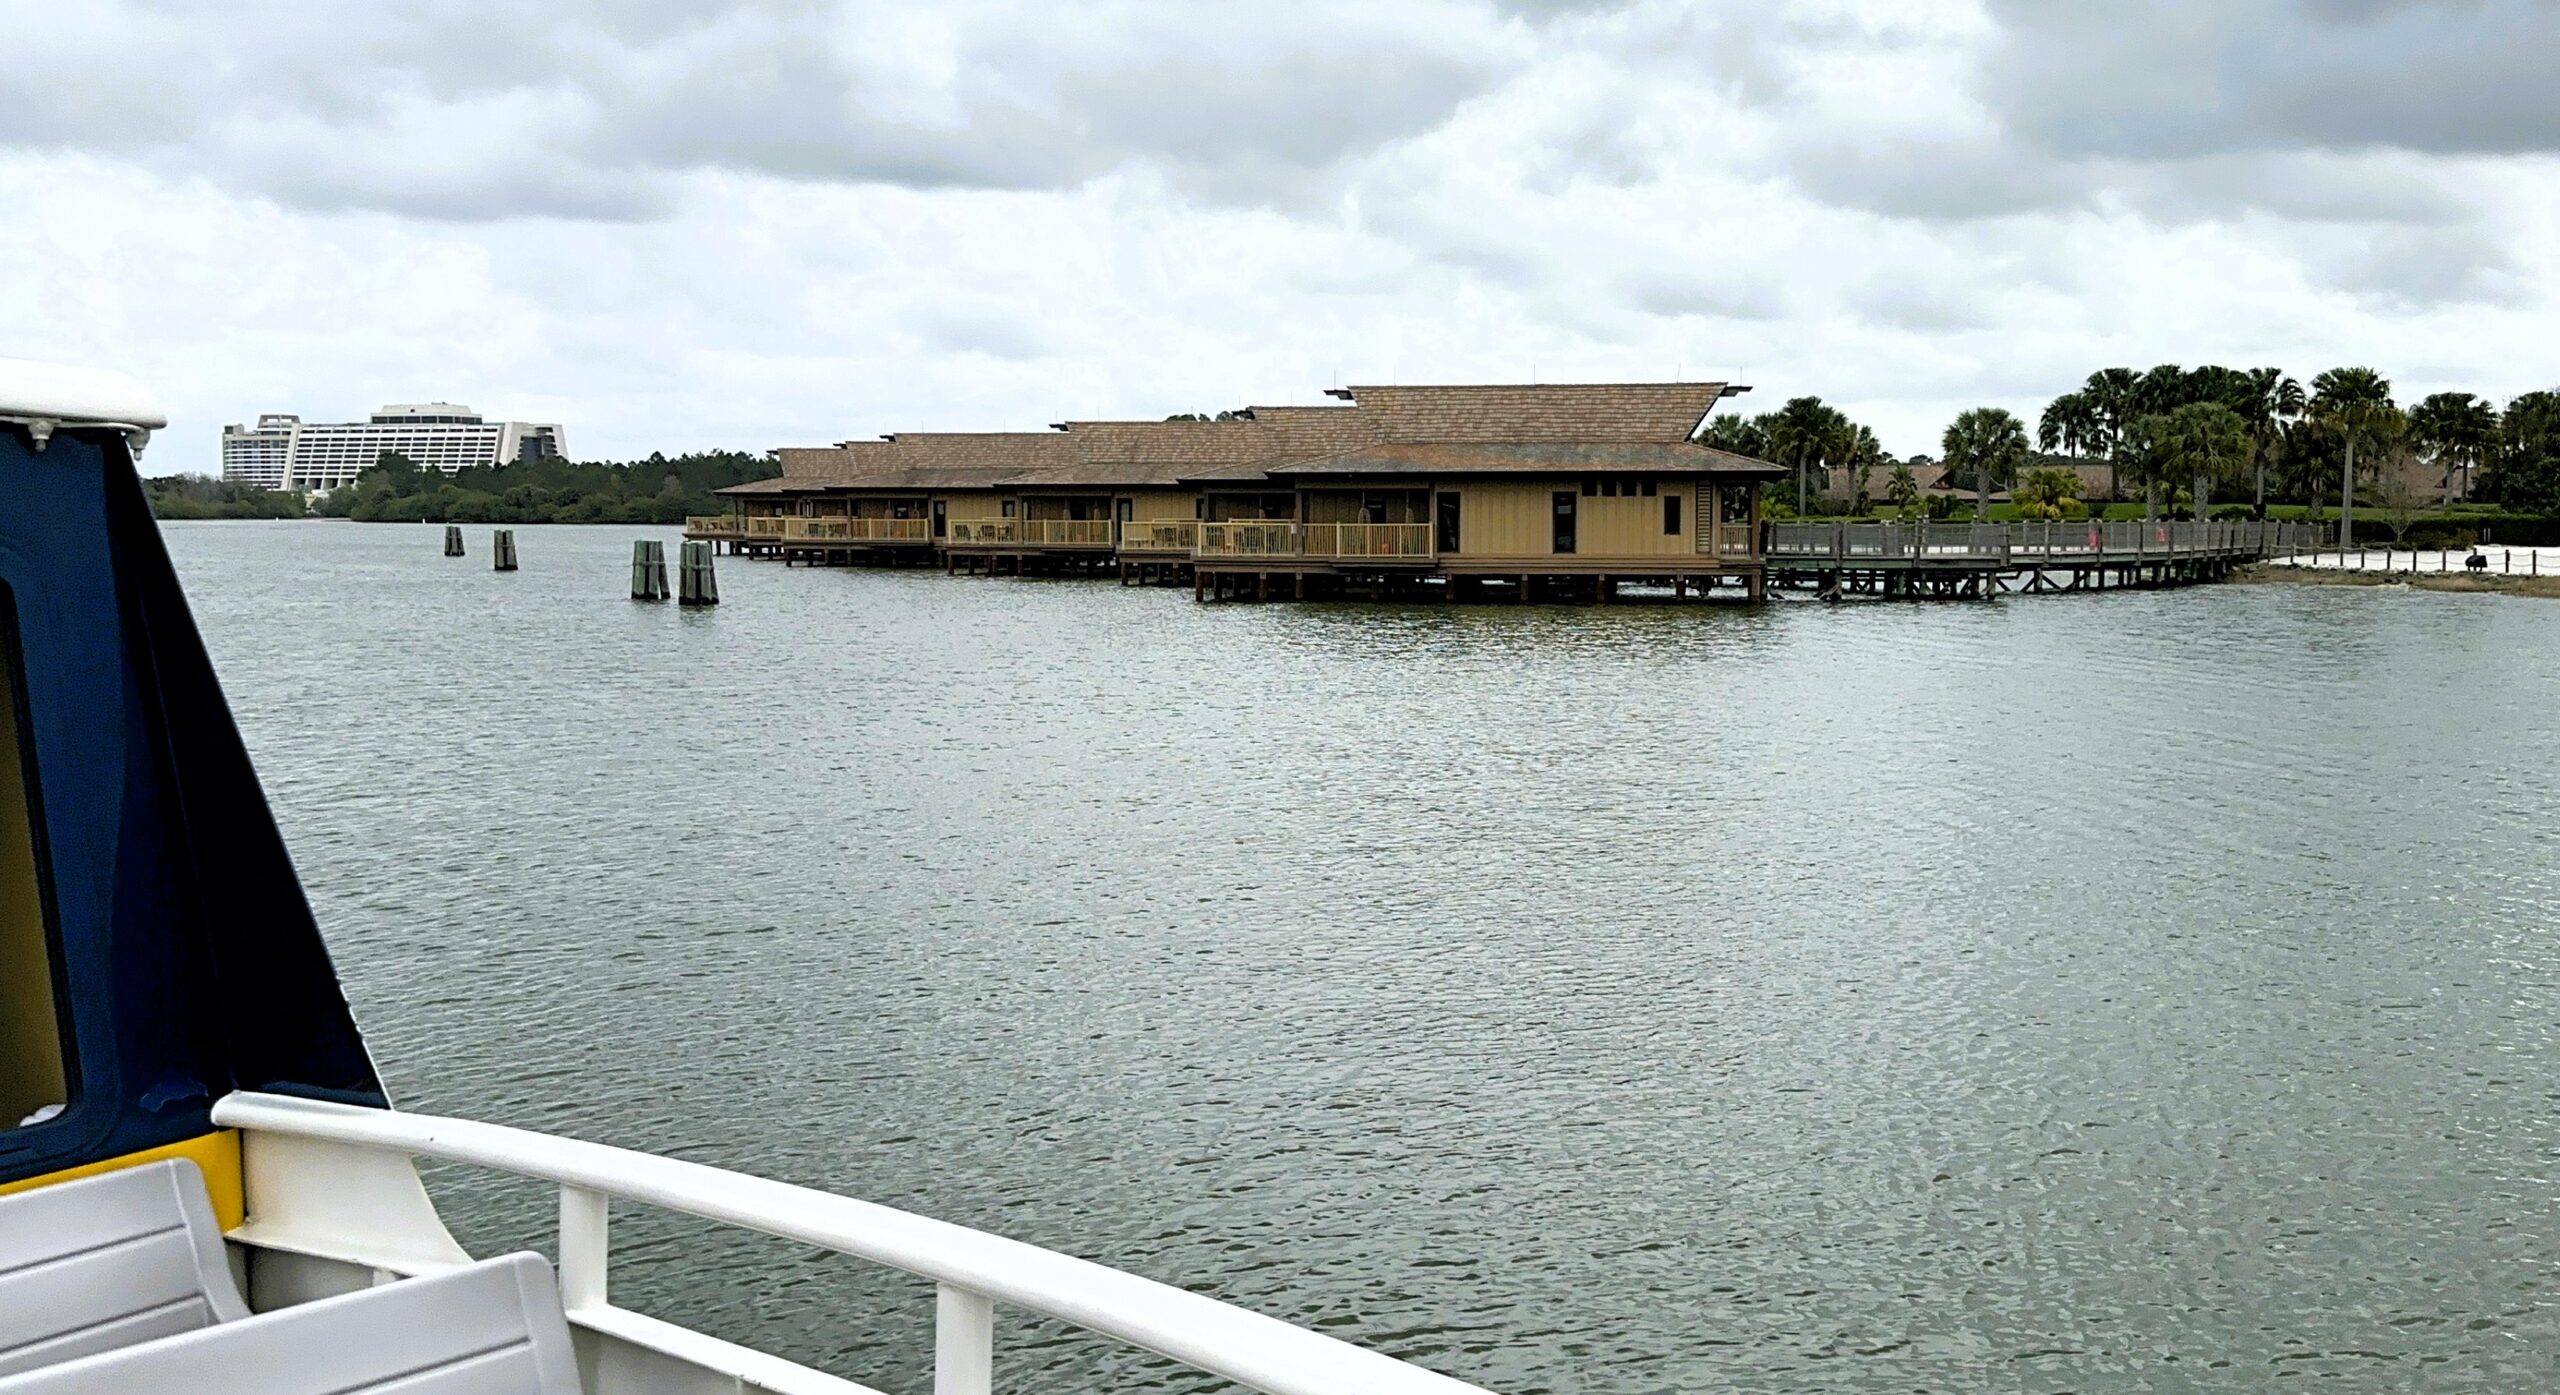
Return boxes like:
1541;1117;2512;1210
219;404;565;492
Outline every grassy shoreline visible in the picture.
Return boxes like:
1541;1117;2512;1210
2236;563;2560;598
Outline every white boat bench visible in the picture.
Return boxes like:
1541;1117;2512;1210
0;1159;250;1377
0;1251;580;1395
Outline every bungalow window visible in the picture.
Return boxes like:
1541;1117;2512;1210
1719;484;1752;524
1664;494;1682;535
1640;479;1658;497
1001;500;1016;518
1582;479;1597;497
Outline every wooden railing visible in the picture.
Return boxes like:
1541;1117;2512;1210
743;516;789;538
1196;521;1434;560
1021;519;1115;547
947;520;1018;545
781;517;930;543
945;519;1114;547
683;515;743;537
1312;523;1434;559
1119;520;1201;554
1765;519;2331;563
1196;521;1303;557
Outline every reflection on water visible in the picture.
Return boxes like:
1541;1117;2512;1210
169;521;2560;1394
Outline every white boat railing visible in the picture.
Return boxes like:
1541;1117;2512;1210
210;1091;1493;1395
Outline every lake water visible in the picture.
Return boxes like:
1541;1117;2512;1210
165;521;2560;1395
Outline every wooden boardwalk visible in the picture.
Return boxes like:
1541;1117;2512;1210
1765;520;2328;598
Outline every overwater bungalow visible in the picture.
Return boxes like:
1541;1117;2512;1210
696;379;1787;601
1187;383;1781;601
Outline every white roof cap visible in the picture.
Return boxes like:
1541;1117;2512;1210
0;356;168;449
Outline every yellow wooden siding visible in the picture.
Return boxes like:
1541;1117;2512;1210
1448;481;1550;555
1304;488;1429;524
1437;478;1698;560
942;493;1006;521
851;497;930;520
1023;494;1113;522
1578;484;1694;557
1127;489;1197;521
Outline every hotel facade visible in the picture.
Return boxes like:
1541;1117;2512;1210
220;404;565;492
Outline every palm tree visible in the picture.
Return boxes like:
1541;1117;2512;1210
1886;462;1920;518
2154;402;2253;520
2407;391;2499;504
2119;414;2173;519
1698;412;1771;460
2231;367;2305;515
2038;391;2099;459
2309;368;2400;546
1764;396;1845;514
1827;420;1884;513
2083;368;2141;505
2136;364;2193;418
1940;408;2030;522
2491;391;2560;512
2014;467;2081;520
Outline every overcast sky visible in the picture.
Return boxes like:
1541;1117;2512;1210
7;0;2556;474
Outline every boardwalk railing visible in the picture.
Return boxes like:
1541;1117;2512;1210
1197;521;1434;561
948;519;1018;545
781;517;931;543
744;516;789;539
1119;520;1201;554
683;515;743;538
1767;519;2328;564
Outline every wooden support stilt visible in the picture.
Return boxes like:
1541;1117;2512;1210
631;540;669;600
678;540;718;605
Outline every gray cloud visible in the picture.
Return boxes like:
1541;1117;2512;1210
1984;0;2560;160
1623;267;1786;323
1782;134;2088;223
2318;226;2521;311
905;302;1056;362
1848;276;1999;334
0;1;1520;222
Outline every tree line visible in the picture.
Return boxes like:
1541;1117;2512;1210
1712;368;2560;534
143;473;312;520
329;449;779;522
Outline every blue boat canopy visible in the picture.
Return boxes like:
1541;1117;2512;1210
0;361;382;1189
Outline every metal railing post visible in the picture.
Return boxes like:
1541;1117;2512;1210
936;1284;995;1395
559;1185;609;1311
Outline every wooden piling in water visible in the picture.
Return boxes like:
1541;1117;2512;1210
678;539;718;606
492;529;517;572
631;540;669;600
443;524;464;557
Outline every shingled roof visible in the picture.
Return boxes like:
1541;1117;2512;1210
1333;383;1736;444
772;440;895;483
740;382;1770;495
1266;441;1785;478
1013;420;1274;486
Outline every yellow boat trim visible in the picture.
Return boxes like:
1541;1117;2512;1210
0;1130;244;1230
